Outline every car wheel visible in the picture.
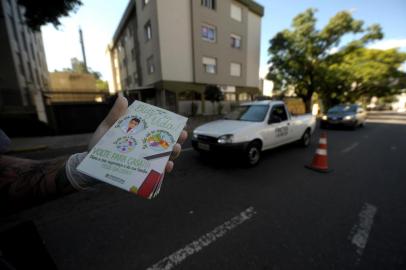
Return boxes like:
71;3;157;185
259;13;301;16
300;130;311;147
245;142;261;166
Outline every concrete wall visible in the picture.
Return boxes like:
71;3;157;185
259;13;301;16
0;0;49;123
246;11;261;87
156;0;194;82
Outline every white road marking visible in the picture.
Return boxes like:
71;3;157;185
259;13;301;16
146;207;256;270
391;146;397;151
342;142;359;153
349;203;377;258
182;147;193;152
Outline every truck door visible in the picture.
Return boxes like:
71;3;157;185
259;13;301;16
266;104;292;147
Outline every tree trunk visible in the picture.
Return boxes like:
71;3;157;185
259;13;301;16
304;98;312;113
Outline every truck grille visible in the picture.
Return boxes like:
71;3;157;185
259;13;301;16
197;135;217;143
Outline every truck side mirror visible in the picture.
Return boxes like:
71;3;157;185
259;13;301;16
268;115;282;124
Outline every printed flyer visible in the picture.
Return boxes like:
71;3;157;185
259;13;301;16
77;100;188;199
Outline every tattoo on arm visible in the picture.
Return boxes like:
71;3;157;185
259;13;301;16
0;155;76;214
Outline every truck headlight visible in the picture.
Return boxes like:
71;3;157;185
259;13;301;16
217;134;233;144
322;115;328;120
192;131;198;139
344;115;354;120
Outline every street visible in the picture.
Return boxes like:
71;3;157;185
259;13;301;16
11;112;406;270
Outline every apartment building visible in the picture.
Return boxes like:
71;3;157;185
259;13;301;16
107;0;263;112
0;0;49;122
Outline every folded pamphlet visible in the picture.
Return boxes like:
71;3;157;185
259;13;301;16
77;100;188;199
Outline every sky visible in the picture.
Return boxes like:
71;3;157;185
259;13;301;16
41;0;406;81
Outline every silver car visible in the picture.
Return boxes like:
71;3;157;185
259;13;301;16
321;104;367;129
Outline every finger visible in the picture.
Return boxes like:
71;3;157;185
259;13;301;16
170;143;181;160
165;160;174;173
103;94;128;127
177;130;188;145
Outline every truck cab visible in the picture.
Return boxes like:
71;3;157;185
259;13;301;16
192;100;316;166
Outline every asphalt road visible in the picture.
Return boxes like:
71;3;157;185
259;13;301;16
6;112;406;270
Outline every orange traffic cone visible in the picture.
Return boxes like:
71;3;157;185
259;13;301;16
305;132;332;173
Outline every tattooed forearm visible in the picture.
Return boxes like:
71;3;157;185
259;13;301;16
0;155;76;214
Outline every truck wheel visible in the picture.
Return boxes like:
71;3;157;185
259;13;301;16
245;142;261;166
300;130;311;147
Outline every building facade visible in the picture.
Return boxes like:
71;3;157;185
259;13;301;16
107;0;263;112
0;0;49;122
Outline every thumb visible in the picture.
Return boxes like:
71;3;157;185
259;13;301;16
103;94;128;127
88;94;128;150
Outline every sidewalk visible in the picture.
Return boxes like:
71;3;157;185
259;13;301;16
8;115;222;153
9;133;92;152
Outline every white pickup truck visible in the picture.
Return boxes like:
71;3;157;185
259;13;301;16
192;100;316;165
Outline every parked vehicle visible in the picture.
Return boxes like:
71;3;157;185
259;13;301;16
192;100;316;166
321;104;367;129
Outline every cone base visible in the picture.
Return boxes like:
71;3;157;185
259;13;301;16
305;164;333;173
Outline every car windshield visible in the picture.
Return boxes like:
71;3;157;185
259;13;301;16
224;105;269;122
328;105;357;113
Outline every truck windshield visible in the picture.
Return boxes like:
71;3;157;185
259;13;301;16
328;105;357;113
224;105;269;122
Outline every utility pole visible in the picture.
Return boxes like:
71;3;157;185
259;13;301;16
79;27;88;72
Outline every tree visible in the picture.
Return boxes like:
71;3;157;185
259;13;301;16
17;0;82;31
204;85;223;114
267;9;383;112
328;48;406;104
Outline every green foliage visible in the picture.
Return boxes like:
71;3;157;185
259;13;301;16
267;8;385;112
204;85;223;103
17;0;82;30
96;80;108;91
327;48;406;104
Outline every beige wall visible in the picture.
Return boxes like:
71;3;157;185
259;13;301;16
246;11;261;87
156;0;194;82
135;0;163;86
191;0;256;87
108;0;262;93
49;72;97;91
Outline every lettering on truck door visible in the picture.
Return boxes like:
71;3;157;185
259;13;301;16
271;105;292;145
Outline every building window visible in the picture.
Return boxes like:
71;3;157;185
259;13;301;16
201;24;216;42
201;0;216;10
202;57;216;74
21;31;28;52
9;16;18;42
17;52;25;77
142;0;149;8
230;3;242;22
131;48;135;61
230;62;241;77
144;21;152;41
147;56;155;74
27;62;34;83
133;72;138;83
230;34;241;49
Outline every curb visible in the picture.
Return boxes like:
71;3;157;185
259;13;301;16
6;144;48;154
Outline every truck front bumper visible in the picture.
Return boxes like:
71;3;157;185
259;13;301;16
191;139;249;154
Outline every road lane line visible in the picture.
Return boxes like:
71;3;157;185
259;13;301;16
146;207;256;270
349;203;377;259
341;142;359;153
182;147;193;152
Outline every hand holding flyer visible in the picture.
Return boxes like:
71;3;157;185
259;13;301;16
77;100;188;199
